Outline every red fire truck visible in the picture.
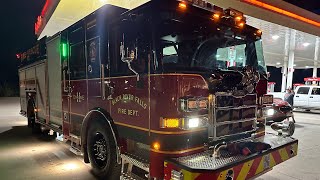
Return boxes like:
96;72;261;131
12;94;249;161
18;0;298;179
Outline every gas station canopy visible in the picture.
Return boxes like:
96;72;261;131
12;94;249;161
36;0;320;71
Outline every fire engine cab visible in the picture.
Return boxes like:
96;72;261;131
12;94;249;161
18;0;298;179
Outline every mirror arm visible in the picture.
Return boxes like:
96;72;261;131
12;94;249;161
126;61;139;81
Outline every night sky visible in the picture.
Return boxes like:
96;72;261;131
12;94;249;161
284;0;320;15
268;67;319;92
0;0;45;94
0;0;318;95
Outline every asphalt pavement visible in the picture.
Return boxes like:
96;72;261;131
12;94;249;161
0;97;319;180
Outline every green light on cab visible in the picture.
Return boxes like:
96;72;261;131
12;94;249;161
61;43;68;58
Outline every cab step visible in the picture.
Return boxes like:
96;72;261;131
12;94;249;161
121;153;150;172
69;141;82;156
120;172;146;180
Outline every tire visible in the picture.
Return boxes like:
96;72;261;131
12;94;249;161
87;120;120;179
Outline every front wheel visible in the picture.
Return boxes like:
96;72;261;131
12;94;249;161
87;120;120;179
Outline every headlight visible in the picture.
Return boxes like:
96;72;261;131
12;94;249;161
266;109;275;116
160;117;208;129
179;97;208;112
182;117;208;129
187;118;200;128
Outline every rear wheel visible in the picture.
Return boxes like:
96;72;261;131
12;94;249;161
87;120;120;179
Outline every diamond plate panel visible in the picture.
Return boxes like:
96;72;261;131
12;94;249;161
172;134;296;171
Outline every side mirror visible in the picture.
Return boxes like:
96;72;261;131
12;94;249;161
120;42;136;63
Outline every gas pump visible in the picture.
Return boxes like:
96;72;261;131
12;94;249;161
268;82;276;92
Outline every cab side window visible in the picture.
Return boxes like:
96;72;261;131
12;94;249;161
69;42;86;80
86;17;102;79
109;16;151;76
297;87;310;94
69;24;86;80
311;88;320;95
86;37;100;79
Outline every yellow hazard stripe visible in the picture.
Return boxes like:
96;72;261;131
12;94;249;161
181;169;200;179
279;147;290;161
237;160;254;180
269;153;277;167
292;143;298;156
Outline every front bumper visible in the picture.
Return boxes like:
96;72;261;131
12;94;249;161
164;134;298;180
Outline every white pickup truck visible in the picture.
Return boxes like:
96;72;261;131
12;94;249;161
294;85;320;110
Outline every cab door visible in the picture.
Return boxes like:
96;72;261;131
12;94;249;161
108;19;152;142
61;23;88;137
308;87;320;109
85;16;108;111
294;86;310;107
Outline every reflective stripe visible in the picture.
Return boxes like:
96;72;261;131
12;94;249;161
237;160;254;180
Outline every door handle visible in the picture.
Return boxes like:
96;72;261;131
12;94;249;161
101;64;106;100
63;69;68;92
295;96;299;98
310;96;314;98
106;81;114;100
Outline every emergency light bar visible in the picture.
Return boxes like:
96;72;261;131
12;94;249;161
183;0;224;14
179;0;249;30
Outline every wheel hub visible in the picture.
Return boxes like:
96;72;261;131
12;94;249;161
93;133;107;162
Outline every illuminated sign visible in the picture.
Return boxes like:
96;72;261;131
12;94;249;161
35;16;44;35
242;0;320;27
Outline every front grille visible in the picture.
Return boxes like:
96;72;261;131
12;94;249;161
211;94;257;139
216;107;256;123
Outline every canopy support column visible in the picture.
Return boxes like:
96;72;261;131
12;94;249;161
286;29;296;90
281;29;290;92
313;37;320;81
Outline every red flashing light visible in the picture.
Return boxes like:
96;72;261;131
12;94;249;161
16;54;21;59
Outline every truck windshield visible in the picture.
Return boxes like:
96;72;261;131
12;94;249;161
157;15;266;74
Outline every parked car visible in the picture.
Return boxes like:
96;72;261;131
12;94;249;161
294;85;320;110
265;98;295;123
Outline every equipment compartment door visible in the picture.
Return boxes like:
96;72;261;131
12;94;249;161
47;35;63;126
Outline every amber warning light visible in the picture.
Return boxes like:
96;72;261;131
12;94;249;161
178;2;187;10
152;142;161;151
